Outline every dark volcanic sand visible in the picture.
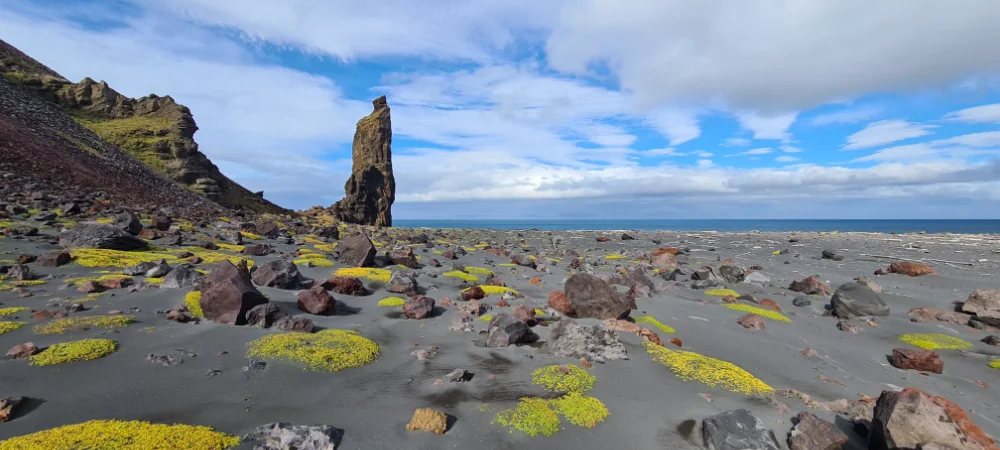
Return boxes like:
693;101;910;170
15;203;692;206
2;226;1000;449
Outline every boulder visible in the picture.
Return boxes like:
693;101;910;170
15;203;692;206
889;261;936;277
563;273;632;320
486;313;529;347
890;348;943;374
257;221;281;239
544;319;628;363
870;388;998;450
59;224;148;250
245;303;286;328
333;96;396;227
37;251;71;267
114;212;142;235
8;264;32;281
403;295;435;319
510;254;536;269
5;342;39;359
787;412;848;450
273;316;315;333
160;265;202;289
548;290;573;314
199;260;269;325
388;247;418;268
322;276;370;296
297;286;337;315
252;259;304;289
335;233;377;267
961;290;1000;327
145;259;171;278
150;215;172;231
717;263;747;284
821;249;845;261
703;409;779;450
789;275;831;296
512;304;537;326
243;422;342;450
737;314;766;330
831;281;889;318
461;285;486;301
315;226;339;240
241;243;271;256
405;408;448;435
386;271;418;295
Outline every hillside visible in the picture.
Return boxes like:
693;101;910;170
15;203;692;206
0;39;290;215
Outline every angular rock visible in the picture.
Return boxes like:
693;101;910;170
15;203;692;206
386;271;418;295
983;335;1000;346
870;388;998;450
544;319;628;363
243;422;342;450
789;275;831;296
403;295;435;319
273;316;315;333
257;221;281;239
547;290;573;315
252;259;303;289
0;397;22;423
461;285;486;301
717;263;747;284
821;249;845;261
486;313;529;347
388;247;418;268
246;303;286;328
512;304;537;326
737;314;766;330
199;260;269;325
37;251;71;267
792;296;812;307
6;342;39;359
160;264;203;289
335;233;377;267
145;259;171;278
831;281;889;318
890;348;943;374
59;224;148;250
703;409;779;450
563;273;632;320
787;412;848;450
744;271;771;286
114;212;142;235
297;286;337;315
150;214;172;231
510;253;537;269
241;243;271;256
332;96;395;227
8;264;32;281
322;276;370;296
961;290;1000;327
889;261;936;277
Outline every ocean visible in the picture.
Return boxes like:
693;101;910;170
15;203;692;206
392;219;1000;234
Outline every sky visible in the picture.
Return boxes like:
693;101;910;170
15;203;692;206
3;0;1000;219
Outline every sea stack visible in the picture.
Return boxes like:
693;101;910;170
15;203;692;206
335;95;396;227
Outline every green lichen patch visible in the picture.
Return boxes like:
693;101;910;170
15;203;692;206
989;359;1000;369
463;285;518;296
551;392;609;428
0;307;29;317
722;304;792;322
378;297;406;307
185;291;204;318
494;397;562;437
645;342;773;396
465;266;494;277
29;339;118;366
33;315;135;335
333;267;391;283
10;280;46;287
443;270;479;282
633;315;675;333
0;419;240;449
0;321;26;334
532;365;596;393
246;329;379;372
704;288;740;297
898;333;973;350
70;247;252;268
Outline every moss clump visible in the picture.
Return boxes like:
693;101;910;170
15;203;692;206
463;285;518;296
443;270;479;282
71;247;253;268
185;291;204;318
479;314;494;322
634;315;675;333
532;365;596;393
494;397;562;437
989;359;1000;369
11;280;46;287
645;342;773;395
66;274;133;284
0;419;240;449
240;231;263;240
333;267;391;283
603;254;627;260
246;329;379;372
722;304;792;323
551;392;609;428
294;252;335;267
0;307;29;317
74;115;176;174
498;263;518;267
314;243;337;252
215;243;245;252
29;339;118;366
705;288;740;297
899;333;973;350
465;266;494;276
33;315;135;335
378;297;406;307
0;321;26;334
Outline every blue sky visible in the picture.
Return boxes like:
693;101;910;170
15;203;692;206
4;0;1000;219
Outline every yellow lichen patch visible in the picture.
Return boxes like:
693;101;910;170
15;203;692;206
464;266;494;276
604;254;627;260
33;315;135;335
645;342;773;396
378;297;406;307
0;285;12;291
218;217;232;223
532;365;596;393
294;252;335;267
989;360;1000;369
240;231;263;240
65;273;133;285
551;392;609;428
95;217;114;224
0;419;240;450
185;291;204;318
333;267;391;283
314;243;337;252
479;315;493;322
11;280;46;287
71;248;172;267
493;397;562;437
898;333;973;350
534;308;546;316
722;304;792;323
0;307;29;317
463;285;518;296
29;339;117;366
73;293;106;303
498;263;518;267
0;321;26;334
215;243;245;252
246;329;379;372
704;288;740;297
300;236;325;245
443;270;479;282
634;315;675;333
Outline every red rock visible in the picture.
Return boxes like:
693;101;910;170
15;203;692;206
737;314;765;330
99;278;131;290
297;286;337;315
800;348;819;357
138;228;161;240
596;236;610;242
76;280;102;293
759;298;782;311
33;310;66;319
788;411;848;450
321;276;370;296
513;304;536;326
548;290;573;315
580;359;592;368
166;309;193;323
871;388;998;450
199;260;269;325
5;342;39;359
37;251;71;267
0;397;21;423
403;295;435;319
529;277;542;285
388;247;418;268
907;307;972;325
721;295;738;304
568;259;581;269
890;348;943;374
638;328;662;346
651;252;678;269
888;261;936;277
439;297;456;307
457;299;485;316
653;248;680;256
461;286;486;301
563;273;632;320
496;299;510;307
669;337;683;347
789;275;832;296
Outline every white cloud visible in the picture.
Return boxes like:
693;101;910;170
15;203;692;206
843;120;936;150
810;105;882;126
696;159;713;169
779;145;803;153
931;131;1000;148
735;111;798;140
722;138;750;147
728;148;773;157
775;155;799;163
694;150;714;158
644;109;701;145
943;103;1000;124
643;148;685;156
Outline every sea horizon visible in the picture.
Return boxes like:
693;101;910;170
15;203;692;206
393;218;1000;234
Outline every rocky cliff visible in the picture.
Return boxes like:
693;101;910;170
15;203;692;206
331;96;396;227
0;39;290;215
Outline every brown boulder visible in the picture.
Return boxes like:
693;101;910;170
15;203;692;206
273;316;315;333
596;236;610;242
513;304;537;326
651;251;679;269
37;251;71;267
789;275;831;296
335;233;377;267
563;273;632;320
322;276;370;296
199;260;269;325
6;342;39;359
389;247;418;268
333;96;395;227
890;348;943;374
0;397;21;423
653;248;680;256
888;261;936;277
461;286;486;301
961;290;1000;327
297;286;337;315
150;215;172;231
871;388;998;450
403;295;435;319
788;412;848;450
638;328;662;346
548;290;573;315
737;314;766;330
241;243;271;256
759;298;782;311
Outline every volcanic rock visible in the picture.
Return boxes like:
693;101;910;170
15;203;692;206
332;96;395;227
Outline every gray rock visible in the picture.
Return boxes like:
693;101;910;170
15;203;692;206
821;249;844;261
245;303;286;328
145;259;172;278
563;273;632;320
743;271;771;286
386;271;418;295
960;290;1000;327
114;212;142;235
160;265;202;289
486;313;529;347
703;409;779;450
831;281;889;318
335;233;377;267
445;368;472;382
251;259;303;289
544;319;628;363
792;296;812;307
8;264;32;281
59;224;148;250
244;422;341;450
854;276;883;294
273;316;315;333
226;230;243;245
124;261;158;276
717;263;747;284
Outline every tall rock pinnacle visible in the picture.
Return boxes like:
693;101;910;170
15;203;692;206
335;95;396;227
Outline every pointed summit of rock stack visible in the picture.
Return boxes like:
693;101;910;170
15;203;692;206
335;95;396;227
